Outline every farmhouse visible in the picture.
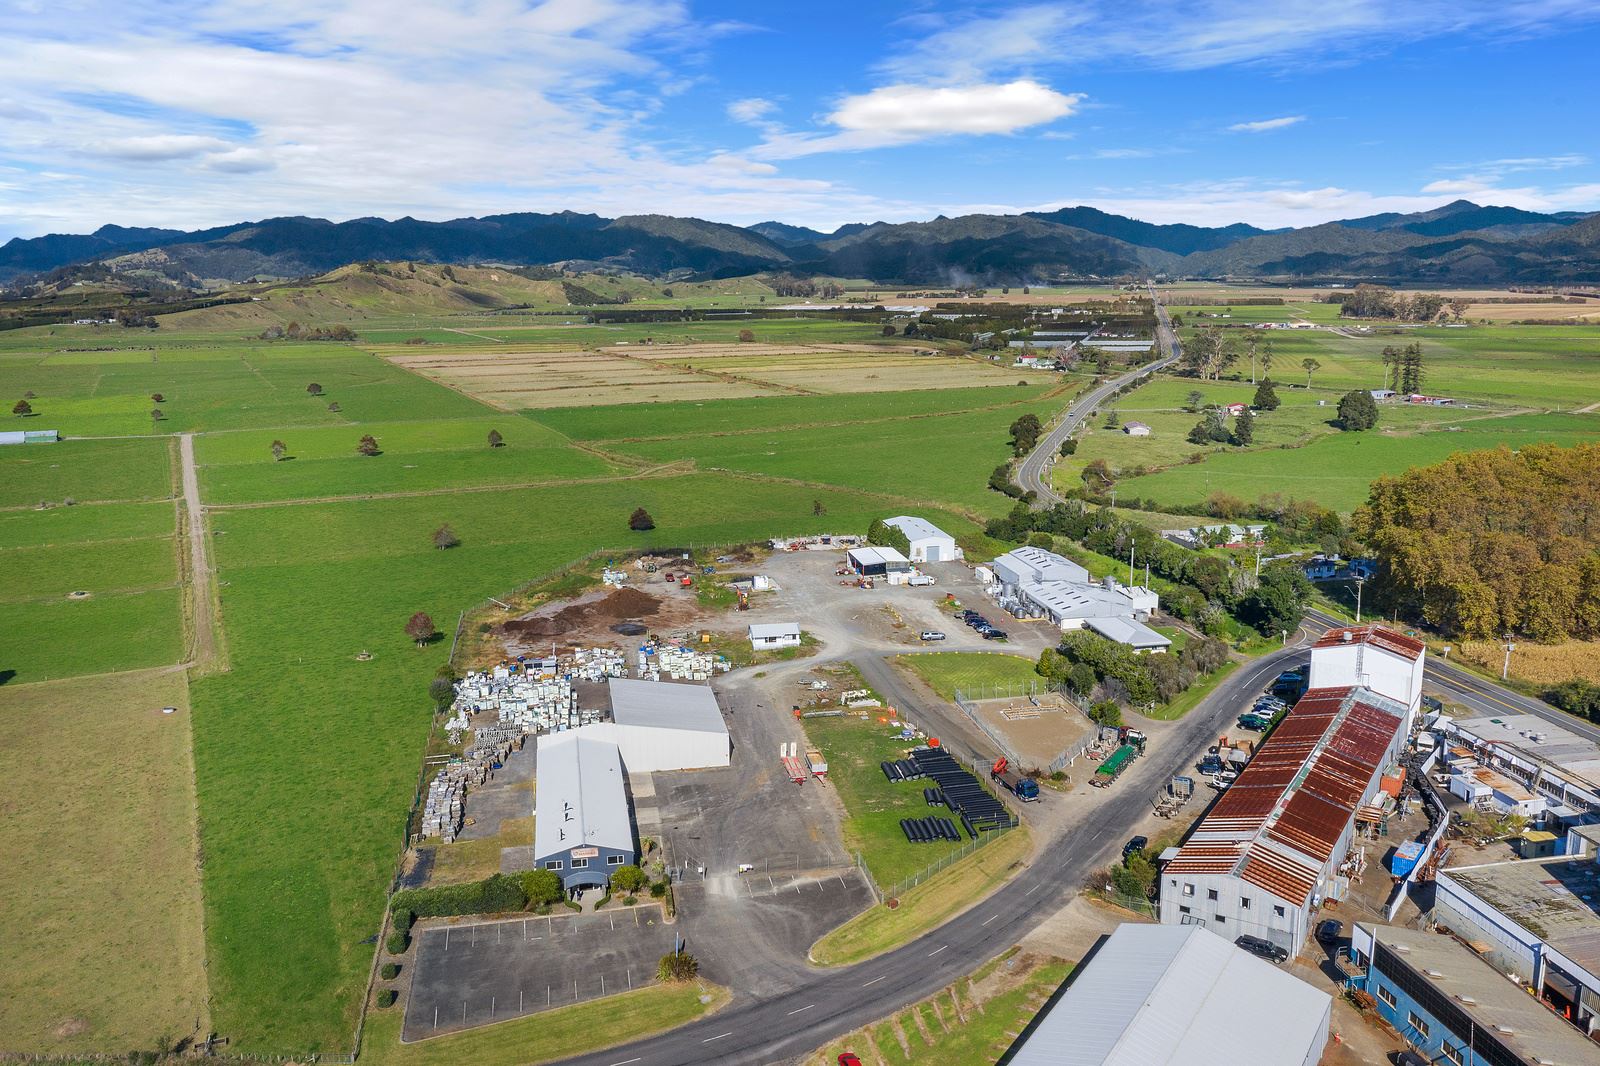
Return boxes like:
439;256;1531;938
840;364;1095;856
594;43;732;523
1434;852;1600;1038
1225;402;1248;416
847;545;911;581
1122;420;1151;436
1159;636;1414;953
882;515;962;563
532;731;635;893
747;622;801;650
577;677;731;773
1004;923;1331;1066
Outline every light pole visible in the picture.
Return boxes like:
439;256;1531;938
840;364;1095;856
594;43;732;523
1349;577;1365;624
1502;636;1516;681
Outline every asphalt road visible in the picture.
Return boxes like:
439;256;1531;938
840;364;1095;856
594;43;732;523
1015;285;1179;505
558;638;1313;1066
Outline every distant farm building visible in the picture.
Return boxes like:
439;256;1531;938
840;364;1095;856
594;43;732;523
1122;421;1151;436
747;622;801;650
883;516;962;563
0;429;59;445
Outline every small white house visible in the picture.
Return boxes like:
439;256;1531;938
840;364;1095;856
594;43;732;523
883;516;962;563
748;622;801;650
1123;421;1152;437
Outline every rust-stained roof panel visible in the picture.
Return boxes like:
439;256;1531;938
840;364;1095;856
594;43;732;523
1312;624;1425;661
1241;847;1318;905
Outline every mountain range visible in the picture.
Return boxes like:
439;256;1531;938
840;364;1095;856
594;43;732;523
3;199;1596;289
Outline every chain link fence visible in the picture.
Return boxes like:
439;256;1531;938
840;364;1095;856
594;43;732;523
953;680;1094;775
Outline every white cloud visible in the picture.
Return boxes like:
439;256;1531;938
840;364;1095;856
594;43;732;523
751;80;1082;160
1228;116;1305;133
90;134;231;161
727;97;777;125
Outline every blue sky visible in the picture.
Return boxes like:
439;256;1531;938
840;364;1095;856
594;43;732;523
1;1;1598;241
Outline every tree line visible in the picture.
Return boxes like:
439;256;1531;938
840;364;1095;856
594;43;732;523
1325;284;1469;322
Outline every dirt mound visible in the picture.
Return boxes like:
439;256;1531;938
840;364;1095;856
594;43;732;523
503;587;661;639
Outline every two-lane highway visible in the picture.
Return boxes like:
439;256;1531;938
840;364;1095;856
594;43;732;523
1015;284;1179;505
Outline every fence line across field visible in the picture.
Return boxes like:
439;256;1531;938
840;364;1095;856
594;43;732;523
874;823;1016;902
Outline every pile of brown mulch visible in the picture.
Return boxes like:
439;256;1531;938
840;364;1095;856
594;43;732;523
502;587;661;638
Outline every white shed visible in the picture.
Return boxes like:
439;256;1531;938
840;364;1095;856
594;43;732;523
883;516;962;563
748;622;801;650
578;678;731;773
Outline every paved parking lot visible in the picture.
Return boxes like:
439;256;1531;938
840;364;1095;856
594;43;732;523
402;905;676;1040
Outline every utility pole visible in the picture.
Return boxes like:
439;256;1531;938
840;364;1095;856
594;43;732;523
1502;637;1516;680
1129;543;1135;587
1351;576;1365;624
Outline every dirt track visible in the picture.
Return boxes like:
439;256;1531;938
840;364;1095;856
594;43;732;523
179;433;220;671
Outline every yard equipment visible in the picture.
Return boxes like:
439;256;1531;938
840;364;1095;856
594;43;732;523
780;742;805;784
806;748;828;779
1093;744;1138;787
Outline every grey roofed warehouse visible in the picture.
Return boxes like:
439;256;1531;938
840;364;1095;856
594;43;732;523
532;731;635;891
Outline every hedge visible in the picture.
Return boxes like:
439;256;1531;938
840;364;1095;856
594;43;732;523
381;963;401;981
391;873;527;918
377;989;397;1009
386;931;410;956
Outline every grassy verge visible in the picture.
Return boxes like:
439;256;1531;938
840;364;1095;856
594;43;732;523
360;981;729;1066
809;826;1031;967
1144;658;1240;721
805;953;1071;1066
892;651;1042;700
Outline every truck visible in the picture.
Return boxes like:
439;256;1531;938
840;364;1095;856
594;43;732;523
1093;744;1138;787
908;574;936;587
990;757;1040;802
1117;727;1148;754
805;748;828;779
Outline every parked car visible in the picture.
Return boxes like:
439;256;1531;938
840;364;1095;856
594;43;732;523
839;1055;864;1066
1235;934;1289;963
1236;716;1269;732
982;629;1008;641
1122;835;1148;863
1316;919;1343;944
919;630;946;642
960;610;982;622
1199;755;1224;775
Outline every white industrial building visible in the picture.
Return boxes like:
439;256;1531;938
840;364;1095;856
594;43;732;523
1434;851;1600;1037
987;546;1160;643
1435;713;1600;820
847;545;911;582
576;677;730;773
1005;923;1330;1066
533;731;635;892
882;515;962;563
748;622;801;650
1308;624;1426;736
1085;615;1171;653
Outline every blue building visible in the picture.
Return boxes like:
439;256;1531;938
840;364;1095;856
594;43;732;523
1349;922;1599;1065
532;731;635;894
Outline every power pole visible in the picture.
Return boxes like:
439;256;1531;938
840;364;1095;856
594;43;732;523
1502;638;1516;680
1352;576;1365;624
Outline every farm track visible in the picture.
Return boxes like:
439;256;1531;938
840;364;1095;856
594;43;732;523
179;432;224;673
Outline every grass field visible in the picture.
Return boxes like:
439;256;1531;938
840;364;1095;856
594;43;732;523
1116;410;1600;512
0;668;208;1054
805;951;1070;1066
894;652;1043;700
808;826;1031;967
0;436;173;506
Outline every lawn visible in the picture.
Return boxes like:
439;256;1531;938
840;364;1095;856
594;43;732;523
808;826;1031;967
1116;410;1600;512
359;981;729;1066
0;668;208;1055
807;952;1071;1066
0;436;173;506
894;652;1043;700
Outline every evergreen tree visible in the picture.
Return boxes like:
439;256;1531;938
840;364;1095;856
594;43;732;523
1252;378;1280;410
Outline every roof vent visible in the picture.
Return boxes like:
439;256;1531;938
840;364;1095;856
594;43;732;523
1457;995;1477;1005
1424;969;1445;978
1495;1024;1515;1034
1341;630;1352;643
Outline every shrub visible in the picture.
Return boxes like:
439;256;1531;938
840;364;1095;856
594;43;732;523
629;507;656;531
658;951;699;982
391;907;414;935
392;873;527;919
650;880;669;898
386;930;410;956
622;896;637;905
377;989;397;1009
609;863;648;894
381;962;400;980
521;867;564;907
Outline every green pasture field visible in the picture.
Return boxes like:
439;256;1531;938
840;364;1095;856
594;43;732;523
0;498;174;549
1173;302;1345;325
527;384;1052;441
1178;323;1600;407
894;652;1042;700
0;668;208;1055
1057;375;1479;485
0;333;490;436
0;436;173;506
196;417;615;504
191;472;976;1054
3;535;177;604
1;586;185;682
606;401;1057;512
1117;411;1600;513
802;715;969;888
368;317;913;349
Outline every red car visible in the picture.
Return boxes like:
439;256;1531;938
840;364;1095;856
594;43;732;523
839;1055;863;1066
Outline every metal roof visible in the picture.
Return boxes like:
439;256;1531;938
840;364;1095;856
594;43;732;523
883;515;953;543
1447;714;1600;791
1311;624;1424;662
993;545;1090;585
847;545;909;567
1359;922;1600;1066
1164;686;1404;903
1085;615;1171;649
747;622;801;640
607;677;727;735
532;731;632;861
1442;855;1600;979
1006;923;1330;1066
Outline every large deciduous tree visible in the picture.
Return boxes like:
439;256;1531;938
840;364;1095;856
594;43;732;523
405;612;436;646
1336;390;1379;431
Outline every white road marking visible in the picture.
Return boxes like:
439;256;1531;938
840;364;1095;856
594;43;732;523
928;945;947;957
702;1032;734;1043
786;1003;814;1015
981;914;1000;926
606;1059;642;1065
862;975;888;987
1025;883;1041;895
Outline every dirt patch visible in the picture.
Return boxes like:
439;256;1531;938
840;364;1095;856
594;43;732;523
51;1017;90;1039
502;587;662;639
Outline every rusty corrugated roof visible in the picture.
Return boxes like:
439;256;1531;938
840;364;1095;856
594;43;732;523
1311;624;1425;661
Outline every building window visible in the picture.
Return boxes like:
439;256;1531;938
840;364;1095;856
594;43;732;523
1375;984;1395;1008
544;860;563;871
1240;897;1251;910
1407;1012;1430;1039
1273;905;1286;918
607;854;624;866
1207;889;1219;901
1179;905;1191;914
571;858;589;869
1441;1043;1463;1066
1182;883;1195;897
1214;915;1225;924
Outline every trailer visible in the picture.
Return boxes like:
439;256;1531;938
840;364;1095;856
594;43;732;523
782;755;805;783
990;757;1040;802
1093;744;1138;787
805;748;828;779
